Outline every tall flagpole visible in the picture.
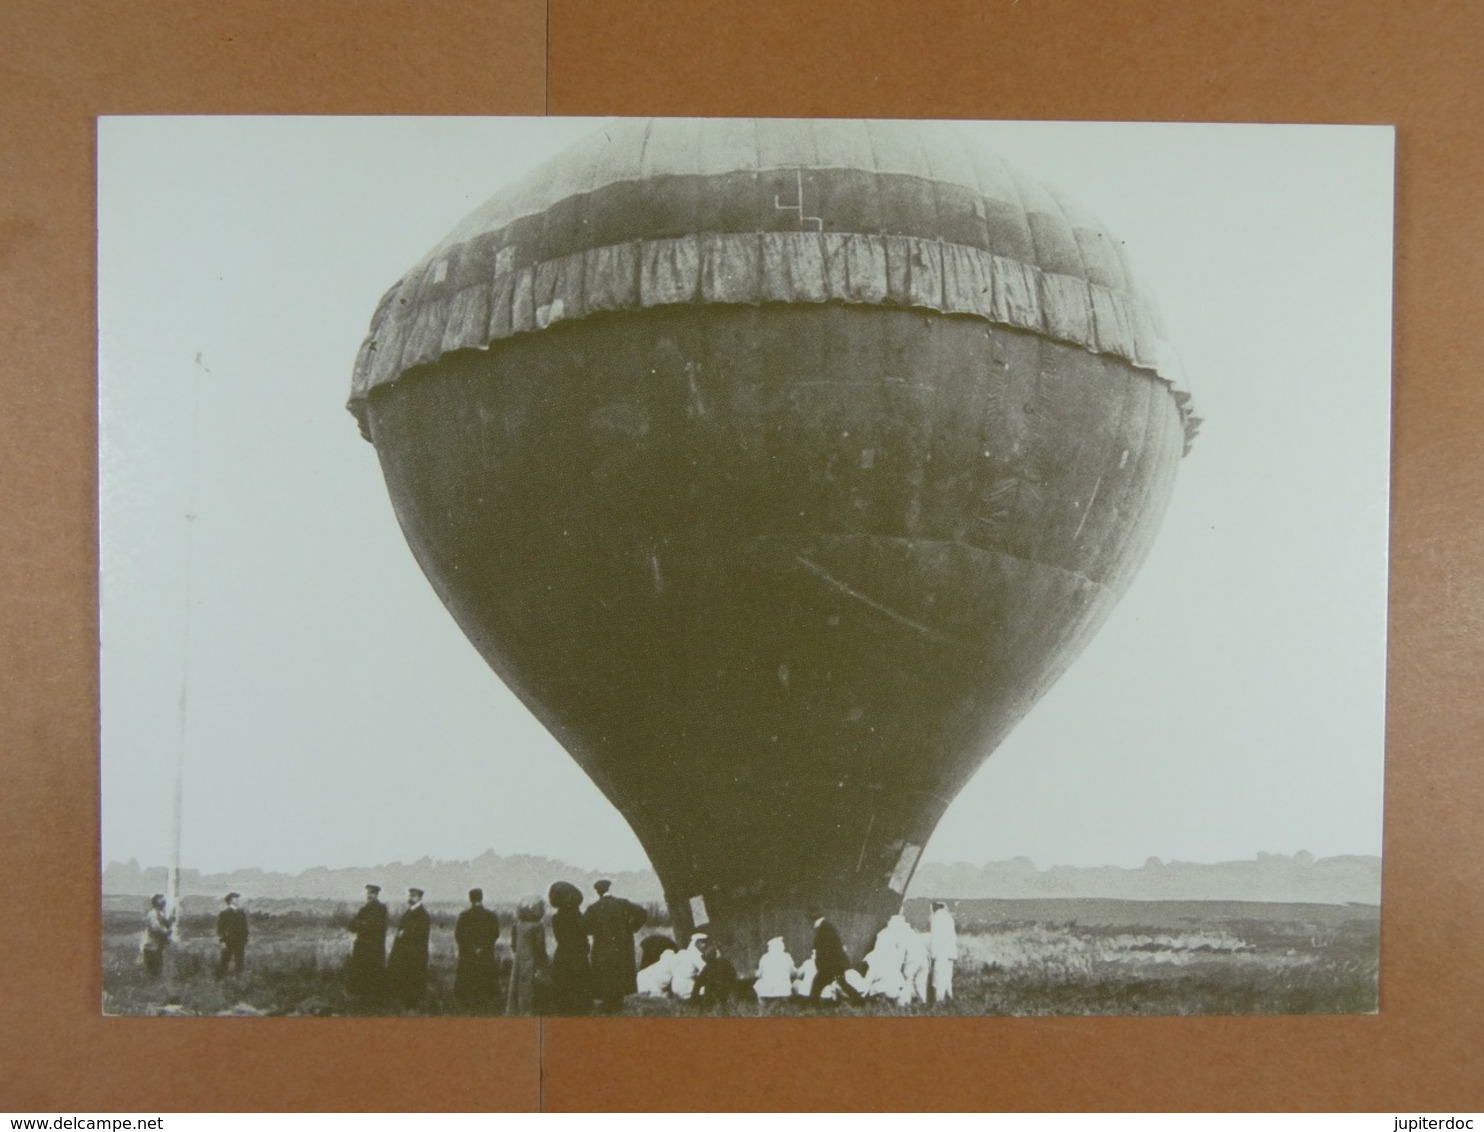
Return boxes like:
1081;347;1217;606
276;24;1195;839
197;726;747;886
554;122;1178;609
169;356;207;929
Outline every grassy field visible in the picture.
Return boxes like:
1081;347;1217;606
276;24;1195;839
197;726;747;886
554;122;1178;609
101;897;1378;1018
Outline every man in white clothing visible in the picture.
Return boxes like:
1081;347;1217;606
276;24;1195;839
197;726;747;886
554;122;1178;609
636;947;677;996
793;952;818;998
928;900;958;1003
860;918;908;1003
900;915;930;1004
669;931;708;999
754;936;796;1000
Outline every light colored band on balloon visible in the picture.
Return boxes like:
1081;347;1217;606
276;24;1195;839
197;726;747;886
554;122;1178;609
350;230;1196;444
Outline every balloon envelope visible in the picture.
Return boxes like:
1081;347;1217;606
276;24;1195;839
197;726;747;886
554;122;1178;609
350;119;1196;967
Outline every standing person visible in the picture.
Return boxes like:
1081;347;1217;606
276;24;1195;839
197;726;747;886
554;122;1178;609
215;892;249;977
387;887;431;1009
806;910;858;1003
345;884;388;997
453;888;500;1009
506;895;550;1015
140;894;175;979
928;900;959;1004
546;881;593;1016
582;878;647;1013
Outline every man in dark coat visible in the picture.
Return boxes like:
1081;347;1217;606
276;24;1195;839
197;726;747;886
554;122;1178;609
387;887;432;1009
454;887;500;1009
691;941;741;1011
346;884;389;997
808;909;859;1003
215;891;249;977
582;878;647;1013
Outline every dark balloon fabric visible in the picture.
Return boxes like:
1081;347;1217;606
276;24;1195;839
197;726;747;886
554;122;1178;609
349;119;1196;450
351;120;1195;969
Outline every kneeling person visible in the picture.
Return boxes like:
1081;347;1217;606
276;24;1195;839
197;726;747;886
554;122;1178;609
692;942;739;1010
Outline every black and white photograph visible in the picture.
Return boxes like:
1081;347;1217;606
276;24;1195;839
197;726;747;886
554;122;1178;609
98;116;1393;1019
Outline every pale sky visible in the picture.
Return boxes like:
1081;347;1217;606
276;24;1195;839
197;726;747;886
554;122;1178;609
98;118;1393;876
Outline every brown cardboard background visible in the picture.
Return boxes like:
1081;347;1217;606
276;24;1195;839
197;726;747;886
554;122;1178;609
2;0;1481;1113
0;0;547;1113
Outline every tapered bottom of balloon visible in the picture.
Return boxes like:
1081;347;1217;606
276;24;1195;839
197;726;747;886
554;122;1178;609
367;303;1186;976
667;893;902;977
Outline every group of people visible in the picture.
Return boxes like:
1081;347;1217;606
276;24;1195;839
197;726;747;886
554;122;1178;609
138;891;248;980
631;902;959;1010
843;905;959;1005
344;877;651;1014
344;884;435;1007
632;930;742;1008
139;881;960;1014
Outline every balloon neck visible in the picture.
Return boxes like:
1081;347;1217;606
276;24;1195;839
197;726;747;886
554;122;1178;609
666;890;903;975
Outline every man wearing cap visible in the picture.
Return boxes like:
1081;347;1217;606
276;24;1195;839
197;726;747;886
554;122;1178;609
346;884;388;997
388;887;432;1009
928;900;958;1003
215;891;249;977
454;888;500;1009
582;878;647;1013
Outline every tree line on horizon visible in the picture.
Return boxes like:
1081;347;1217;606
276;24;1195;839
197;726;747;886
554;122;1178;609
102;849;1382;906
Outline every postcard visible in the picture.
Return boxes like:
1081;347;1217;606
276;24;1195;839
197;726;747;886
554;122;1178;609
98;116;1393;1018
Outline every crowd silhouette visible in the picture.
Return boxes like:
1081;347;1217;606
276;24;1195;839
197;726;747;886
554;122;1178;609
140;880;959;1014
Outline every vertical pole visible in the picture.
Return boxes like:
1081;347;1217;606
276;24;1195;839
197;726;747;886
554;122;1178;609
169;360;206;929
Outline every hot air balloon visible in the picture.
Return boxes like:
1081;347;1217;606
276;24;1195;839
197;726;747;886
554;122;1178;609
348;119;1197;970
